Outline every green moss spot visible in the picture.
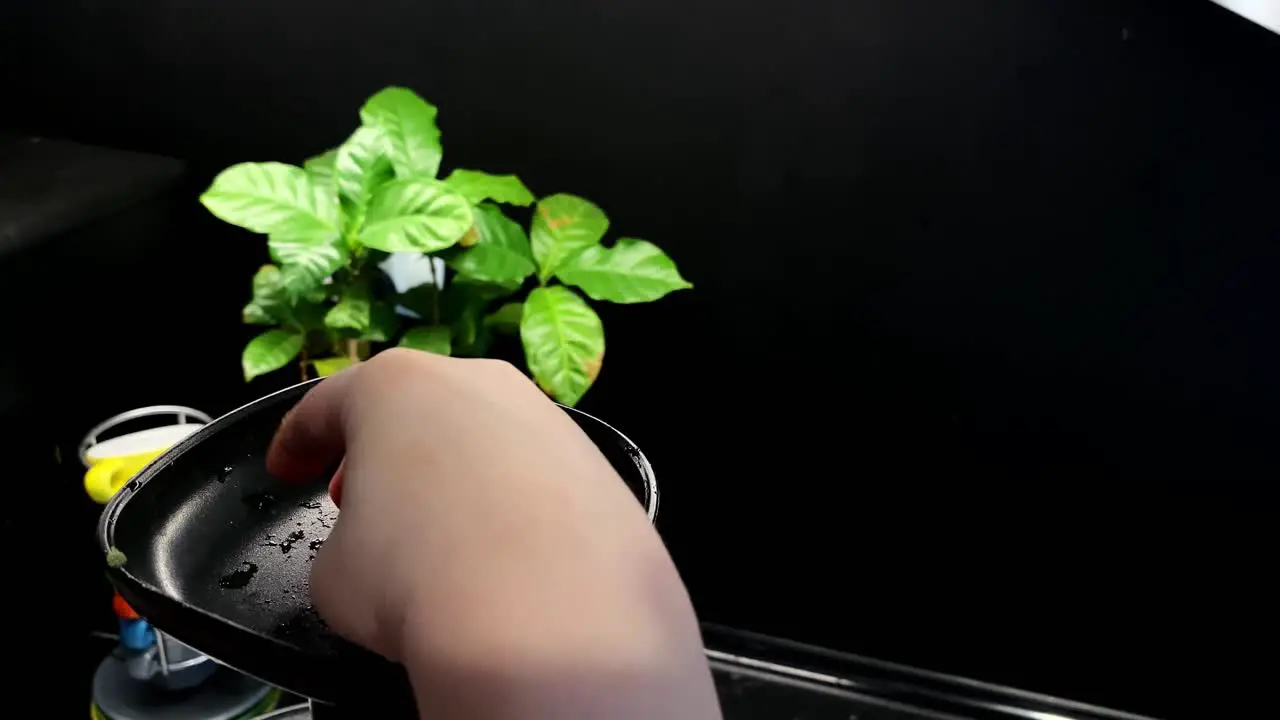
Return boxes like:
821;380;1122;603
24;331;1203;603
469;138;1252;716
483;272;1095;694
106;547;127;568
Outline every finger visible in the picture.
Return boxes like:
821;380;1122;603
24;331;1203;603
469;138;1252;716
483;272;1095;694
328;458;346;507
267;368;362;484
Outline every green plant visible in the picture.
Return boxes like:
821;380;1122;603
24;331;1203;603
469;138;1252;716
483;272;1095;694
201;87;690;406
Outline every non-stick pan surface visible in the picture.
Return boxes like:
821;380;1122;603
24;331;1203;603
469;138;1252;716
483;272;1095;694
99;379;658;713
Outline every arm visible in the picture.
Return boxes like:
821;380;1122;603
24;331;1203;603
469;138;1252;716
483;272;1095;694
269;350;722;719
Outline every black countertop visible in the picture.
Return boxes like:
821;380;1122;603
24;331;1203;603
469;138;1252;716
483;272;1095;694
705;625;1157;720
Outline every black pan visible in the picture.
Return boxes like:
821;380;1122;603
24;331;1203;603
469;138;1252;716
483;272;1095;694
99;378;659;716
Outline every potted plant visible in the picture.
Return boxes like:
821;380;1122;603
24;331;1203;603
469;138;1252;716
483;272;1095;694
201;87;690;405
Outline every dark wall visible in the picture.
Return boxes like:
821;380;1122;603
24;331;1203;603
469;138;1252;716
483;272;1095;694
5;0;1279;716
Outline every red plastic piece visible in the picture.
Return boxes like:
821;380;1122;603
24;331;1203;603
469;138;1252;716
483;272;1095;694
112;592;141;620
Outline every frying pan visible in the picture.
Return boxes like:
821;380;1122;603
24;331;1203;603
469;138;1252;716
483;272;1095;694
99;378;659;717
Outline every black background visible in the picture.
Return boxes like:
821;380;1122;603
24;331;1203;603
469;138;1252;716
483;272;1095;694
3;1;1278;717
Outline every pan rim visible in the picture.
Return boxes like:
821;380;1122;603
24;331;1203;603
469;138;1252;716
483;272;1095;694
99;377;659;554
96;376;659;701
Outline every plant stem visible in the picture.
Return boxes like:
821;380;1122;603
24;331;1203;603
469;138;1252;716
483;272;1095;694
346;338;358;363
299;347;310;382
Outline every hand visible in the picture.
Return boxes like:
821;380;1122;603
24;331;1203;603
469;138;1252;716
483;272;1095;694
267;349;721;719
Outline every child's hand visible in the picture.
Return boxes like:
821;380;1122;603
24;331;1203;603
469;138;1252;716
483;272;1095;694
267;349;721;719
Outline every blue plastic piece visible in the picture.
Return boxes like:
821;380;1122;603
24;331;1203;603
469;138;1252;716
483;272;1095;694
119;617;155;651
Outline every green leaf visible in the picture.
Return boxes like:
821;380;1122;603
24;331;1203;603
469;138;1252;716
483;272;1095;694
293;299;329;330
242;302;275;326
530;194;609;281
454;273;523;295
269;235;349;302
364;302;401;342
200;162;339;240
359;179;473;252
360;87;442;179
279;266;318;305
484;302;523;333
242;329;304;381
304;150;337;184
399;325;452;355
335;127;394;210
441;283;486;348
452;307;480;348
269;234;347;274
248;264;290;320
312;356;353;377
555;239;692;303
520;286;604;406
325;285;371;332
448;204;536;284
444;278;517;313
249;262;329;328
456;331;491;358
452;306;493;356
442;169;534;206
